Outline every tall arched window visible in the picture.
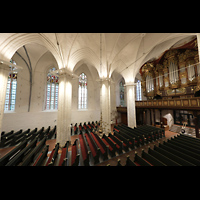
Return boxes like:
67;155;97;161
45;67;59;110
119;79;125;106
4;59;17;111
78;72;87;109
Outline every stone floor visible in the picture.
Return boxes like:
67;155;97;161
169;124;199;137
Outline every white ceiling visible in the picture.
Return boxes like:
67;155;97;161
0;33;197;82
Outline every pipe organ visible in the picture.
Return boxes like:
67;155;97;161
140;38;200;99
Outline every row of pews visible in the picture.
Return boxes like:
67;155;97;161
0;122;171;166
113;124;165;147
0;126;57;166
66;123;165;166
115;134;200;166
73;121;100;135
0;126;56;148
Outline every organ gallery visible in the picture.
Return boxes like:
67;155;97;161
140;38;200;99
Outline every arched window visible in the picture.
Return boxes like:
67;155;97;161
78;72;87;109
119;79;125;106
4;59;17;111
45;67;59;110
136;79;142;101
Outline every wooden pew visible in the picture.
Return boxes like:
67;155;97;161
25;128;37;141
28;127;44;142
102;134;116;157
58;141;69;166
148;147;181;166
178;134;200;143
0;129;22;148
141;149;166;166
33;145;49;166
47;126;56;139
1;130;14;140
115;125;144;146
90;132;108;161
38;126;50;141
125;155;137;166
134;152;152;166
21;137;47;166
85;132;100;164
46;143;60;166
173;136;200;151
159;142;199;166
71;139;80;166
116;159;122;166
79;133;90;166
6;137;38;166
113;131;129;152
0;139;27;166
108;133;123;154
10;129;30;146
168;138;200;156
177;134;200;146
155;143;196;166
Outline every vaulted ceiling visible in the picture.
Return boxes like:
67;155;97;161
0;33;197;82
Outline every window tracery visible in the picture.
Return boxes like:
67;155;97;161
4;59;17;111
78;72;87;109
46;67;59;110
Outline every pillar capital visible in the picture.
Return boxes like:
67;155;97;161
124;82;137;87
0;63;11;73
50;67;78;80
0;60;23;73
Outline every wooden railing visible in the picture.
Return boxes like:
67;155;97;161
116;97;200;112
135;97;200;111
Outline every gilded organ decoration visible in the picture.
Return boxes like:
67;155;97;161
139;38;200;99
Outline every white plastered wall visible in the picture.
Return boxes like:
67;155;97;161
2;51;58;132
2;61;102;133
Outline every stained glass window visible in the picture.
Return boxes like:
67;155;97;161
119;79;125;106
4;60;17;111
46;67;59;110
78;72;87;109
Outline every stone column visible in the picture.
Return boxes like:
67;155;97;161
126;83;136;128
0;64;10;136
56;69;73;147
100;79;111;135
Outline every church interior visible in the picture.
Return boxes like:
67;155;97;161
1;33;200;166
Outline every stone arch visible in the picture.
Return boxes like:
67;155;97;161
69;47;100;77
0;33;62;68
